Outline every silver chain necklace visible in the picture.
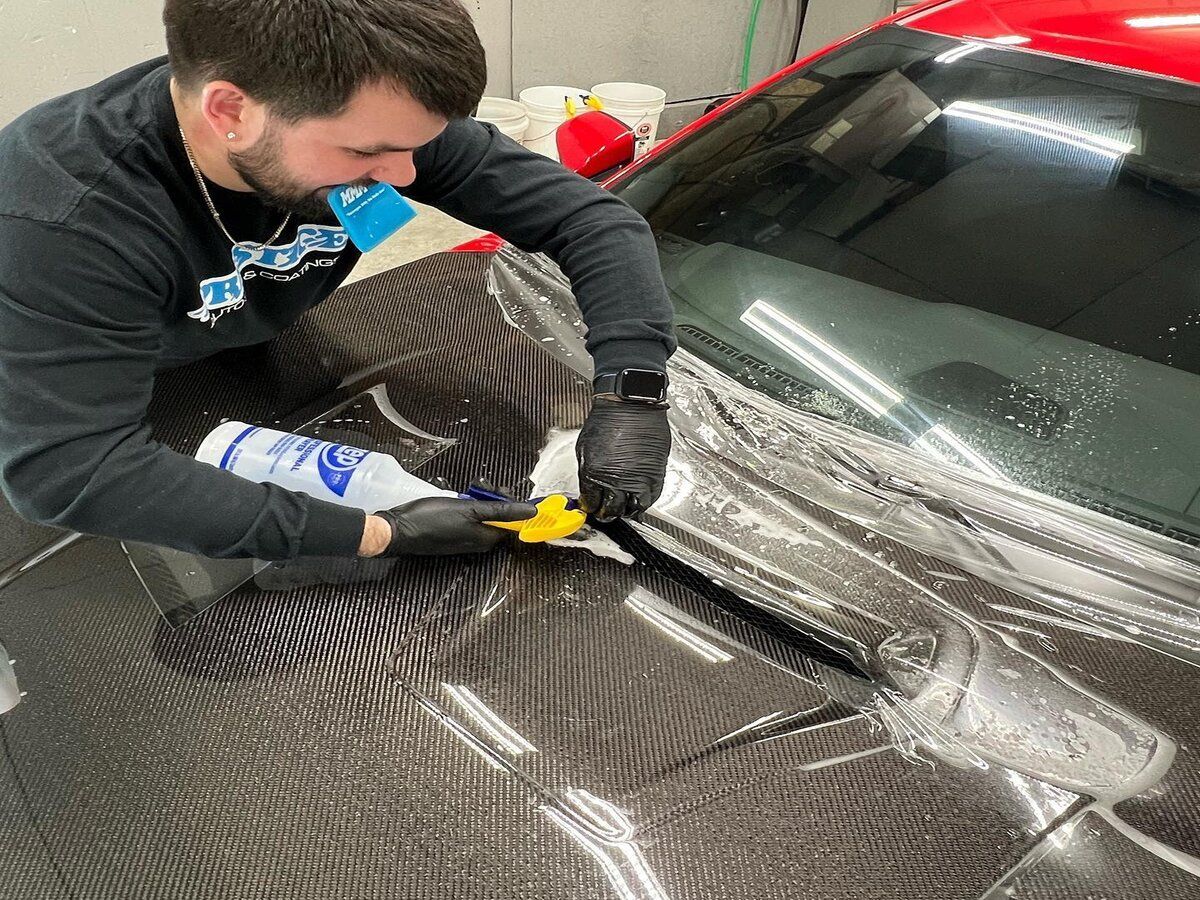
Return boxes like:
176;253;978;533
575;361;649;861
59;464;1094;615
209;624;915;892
178;125;291;249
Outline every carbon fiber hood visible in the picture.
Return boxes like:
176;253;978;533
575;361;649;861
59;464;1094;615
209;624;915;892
1;251;1197;899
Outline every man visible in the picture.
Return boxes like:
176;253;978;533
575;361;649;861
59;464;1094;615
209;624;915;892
0;0;675;561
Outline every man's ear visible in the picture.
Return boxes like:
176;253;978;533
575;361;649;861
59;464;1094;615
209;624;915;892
199;81;267;145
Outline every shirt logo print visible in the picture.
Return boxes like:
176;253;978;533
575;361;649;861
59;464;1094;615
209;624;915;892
190;224;350;325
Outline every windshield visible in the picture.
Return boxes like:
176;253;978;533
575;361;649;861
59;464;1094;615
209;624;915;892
611;26;1200;546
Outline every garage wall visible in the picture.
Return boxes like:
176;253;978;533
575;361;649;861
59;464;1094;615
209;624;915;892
0;0;893;129
0;0;516;126
2;0;166;126
463;0;515;99
511;0;805;102
799;0;896;57
509;0;895;138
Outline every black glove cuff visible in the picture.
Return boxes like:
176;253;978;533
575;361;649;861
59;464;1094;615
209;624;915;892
373;508;402;557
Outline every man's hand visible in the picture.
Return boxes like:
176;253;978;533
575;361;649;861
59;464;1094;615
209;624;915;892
577;397;671;522
360;497;536;558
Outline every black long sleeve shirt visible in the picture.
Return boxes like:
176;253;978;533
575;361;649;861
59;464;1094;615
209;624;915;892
0;58;676;559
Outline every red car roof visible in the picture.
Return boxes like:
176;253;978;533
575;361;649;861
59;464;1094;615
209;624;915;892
898;0;1200;84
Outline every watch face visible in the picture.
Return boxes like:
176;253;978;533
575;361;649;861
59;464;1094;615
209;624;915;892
619;369;667;401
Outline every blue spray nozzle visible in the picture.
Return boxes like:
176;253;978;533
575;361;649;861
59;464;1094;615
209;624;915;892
463;484;580;510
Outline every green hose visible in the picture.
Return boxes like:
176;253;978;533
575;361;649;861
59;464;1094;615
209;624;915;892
740;0;766;91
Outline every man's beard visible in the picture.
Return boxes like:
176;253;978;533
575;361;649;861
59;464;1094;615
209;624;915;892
228;124;340;221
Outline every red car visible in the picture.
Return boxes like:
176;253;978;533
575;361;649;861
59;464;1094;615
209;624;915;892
3;2;1200;898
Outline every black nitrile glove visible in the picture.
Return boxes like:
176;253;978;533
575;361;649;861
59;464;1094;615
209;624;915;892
577;397;672;522
374;497;537;557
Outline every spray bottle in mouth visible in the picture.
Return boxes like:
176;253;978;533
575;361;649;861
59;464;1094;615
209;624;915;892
327;181;418;252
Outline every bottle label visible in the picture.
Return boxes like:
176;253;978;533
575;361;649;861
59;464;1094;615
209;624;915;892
220;426;262;471
316;444;370;497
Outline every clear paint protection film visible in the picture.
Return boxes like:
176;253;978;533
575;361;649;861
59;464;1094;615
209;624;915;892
122;384;457;628
0;640;19;716
474;245;1200;898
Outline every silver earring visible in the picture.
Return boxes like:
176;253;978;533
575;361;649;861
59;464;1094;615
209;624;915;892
226;132;237;140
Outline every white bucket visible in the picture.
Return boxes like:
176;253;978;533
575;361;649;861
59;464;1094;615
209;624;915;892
518;85;588;161
590;82;667;158
473;96;529;144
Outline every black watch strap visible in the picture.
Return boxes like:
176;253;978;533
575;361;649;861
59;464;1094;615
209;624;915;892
592;373;620;395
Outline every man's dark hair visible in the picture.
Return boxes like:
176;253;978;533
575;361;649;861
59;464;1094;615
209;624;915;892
164;0;487;121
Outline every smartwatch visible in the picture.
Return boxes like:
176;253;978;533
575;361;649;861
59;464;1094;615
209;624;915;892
593;368;669;404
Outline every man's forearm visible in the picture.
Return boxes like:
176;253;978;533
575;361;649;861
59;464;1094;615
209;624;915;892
406;119;677;376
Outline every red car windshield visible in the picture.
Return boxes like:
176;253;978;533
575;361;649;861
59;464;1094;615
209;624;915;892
612;25;1200;546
